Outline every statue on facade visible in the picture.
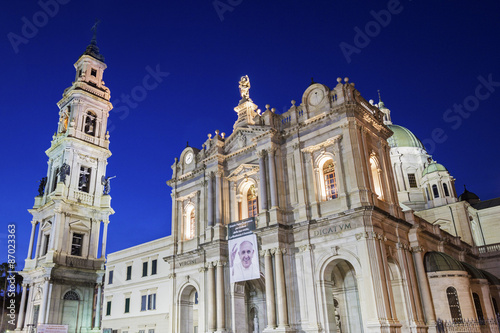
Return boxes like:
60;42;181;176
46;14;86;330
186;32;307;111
37;177;47;196
239;75;251;102
59;163;70;183
101;175;116;195
253;313;259;333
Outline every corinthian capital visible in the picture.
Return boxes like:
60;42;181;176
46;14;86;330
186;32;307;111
256;149;267;159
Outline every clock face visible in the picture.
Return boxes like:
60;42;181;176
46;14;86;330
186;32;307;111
185;152;194;164
309;89;324;106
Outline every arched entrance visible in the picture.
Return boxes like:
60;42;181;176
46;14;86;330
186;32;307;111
387;259;409;330
323;259;363;333
179;285;199;333
61;290;81;333
232;279;266;333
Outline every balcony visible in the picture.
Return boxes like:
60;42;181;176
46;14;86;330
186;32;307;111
65;255;105;270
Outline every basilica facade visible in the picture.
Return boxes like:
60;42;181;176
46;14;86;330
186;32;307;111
18;41;500;333
101;74;500;333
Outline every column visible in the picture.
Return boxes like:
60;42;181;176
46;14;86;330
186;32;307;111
257;151;268;211
215;171;222;225
94;283;102;328
38;279;50;324
412;246;436;326
208;172;214;227
34;225;43;260
101;220;109;258
274;248;289;327
207;263;216;331
264;250;276;329
268;148;278;208
44;282;53;323
27;222;37;259
216;261;226;331
16;284;28;330
49;214;59;250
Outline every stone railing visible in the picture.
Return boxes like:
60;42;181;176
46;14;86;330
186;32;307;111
66;255;104;270
477;243;500;254
73;190;94;205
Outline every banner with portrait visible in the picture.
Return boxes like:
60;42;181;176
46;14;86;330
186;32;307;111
228;217;260;283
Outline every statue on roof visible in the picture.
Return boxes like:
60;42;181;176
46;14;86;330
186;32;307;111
239;75;251;102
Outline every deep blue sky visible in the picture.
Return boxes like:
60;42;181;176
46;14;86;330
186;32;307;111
1;1;499;263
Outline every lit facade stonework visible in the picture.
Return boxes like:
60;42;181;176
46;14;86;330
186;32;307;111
18;41;500;332
102;76;500;333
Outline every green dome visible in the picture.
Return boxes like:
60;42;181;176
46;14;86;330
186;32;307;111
387;124;424;149
422;161;447;176
424;252;465;273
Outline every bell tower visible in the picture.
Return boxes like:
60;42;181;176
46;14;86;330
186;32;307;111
18;32;113;333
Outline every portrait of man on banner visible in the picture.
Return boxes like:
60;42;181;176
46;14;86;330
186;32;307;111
229;234;260;283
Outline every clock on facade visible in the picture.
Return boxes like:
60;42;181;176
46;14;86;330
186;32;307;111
185;152;194;164
308;88;324;106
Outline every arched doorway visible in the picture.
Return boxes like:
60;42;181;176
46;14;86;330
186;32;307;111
61;290;80;333
232;279;266;333
323;259;363;333
179;285;199;333
387;259;409;330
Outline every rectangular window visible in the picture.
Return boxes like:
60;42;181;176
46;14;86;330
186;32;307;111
108;270;113;284
148;294;156;310
126;266;132;280
91;68;97;77
106;301;111;316
42;234;50;256
71;233;84;256
139;330;145;333
408;173;418;188
124;297;130;313
141;295;147;311
151;259;157;275
148;330;155;333
142;262;148;277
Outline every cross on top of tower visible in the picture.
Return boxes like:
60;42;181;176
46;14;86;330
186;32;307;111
82;19;104;62
90;18;100;45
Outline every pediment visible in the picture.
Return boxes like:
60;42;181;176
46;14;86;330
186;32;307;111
41;221;52;231
224;129;258;154
69;220;91;231
227;163;259;182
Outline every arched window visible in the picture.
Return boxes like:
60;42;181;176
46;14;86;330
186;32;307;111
323;161;338;200
63;290;80;301
238;180;258;220
446;287;462;322
432;184;439;198
84;111;96;136
370;155;383;199
184;205;195;240
443;183;450;197
247;185;258;217
473;293;484;321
